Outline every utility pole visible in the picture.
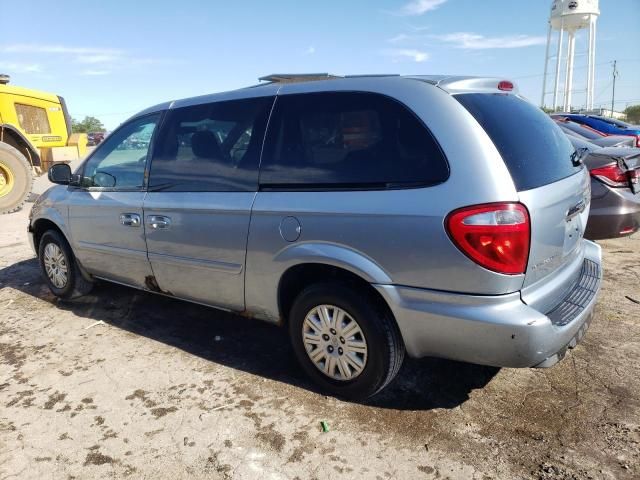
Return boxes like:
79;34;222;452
610;60;619;117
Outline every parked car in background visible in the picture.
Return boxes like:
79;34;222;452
553;113;640;147
29;74;603;399
87;132;105;147
553;117;636;148
566;135;640;240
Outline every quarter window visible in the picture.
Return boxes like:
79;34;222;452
80;114;160;189
149;96;274;192
15;104;51;134
259;92;449;189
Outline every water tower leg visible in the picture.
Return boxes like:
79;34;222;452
563;30;576;111
552;24;564;111
589;17;597;109
541;23;552;108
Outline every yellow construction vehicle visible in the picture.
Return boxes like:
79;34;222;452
0;74;87;214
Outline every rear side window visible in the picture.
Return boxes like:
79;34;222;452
260;92;448;189
456;93;579;191
149;96;274;192
15;103;51;134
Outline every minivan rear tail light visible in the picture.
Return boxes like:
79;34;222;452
498;80;514;91
590;163;637;188
446;203;530;275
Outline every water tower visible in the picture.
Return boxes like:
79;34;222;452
541;0;600;111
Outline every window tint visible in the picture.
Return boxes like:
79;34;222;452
149;96;274;192
80;114;160;189
260;92;448;189
456;93;580;191
15;104;51;134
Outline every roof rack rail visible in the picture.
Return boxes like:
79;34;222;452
258;73;341;83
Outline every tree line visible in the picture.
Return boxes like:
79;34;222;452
71;116;105;133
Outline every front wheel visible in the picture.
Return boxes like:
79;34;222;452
289;283;404;400
38;230;94;299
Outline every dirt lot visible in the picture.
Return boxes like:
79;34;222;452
1;205;639;480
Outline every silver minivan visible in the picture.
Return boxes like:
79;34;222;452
30;74;602;399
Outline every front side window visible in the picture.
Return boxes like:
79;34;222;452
149;96;274;192
80;114;160;189
259;92;449;189
15;103;51;134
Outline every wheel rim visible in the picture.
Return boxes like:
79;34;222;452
43;243;69;289
302;304;368;381
0;161;15;198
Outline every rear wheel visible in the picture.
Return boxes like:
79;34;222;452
38;230;93;299
0;143;33;215
289;283;404;400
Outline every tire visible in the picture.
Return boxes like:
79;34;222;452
289;283;405;400
0;142;34;215
38;230;94;299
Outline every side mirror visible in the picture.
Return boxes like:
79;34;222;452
48;163;72;185
94;171;116;188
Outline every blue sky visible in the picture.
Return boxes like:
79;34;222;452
2;0;638;129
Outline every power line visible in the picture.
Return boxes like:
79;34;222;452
517;58;639;80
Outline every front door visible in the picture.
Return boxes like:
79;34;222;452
67;113;161;287
143;95;274;310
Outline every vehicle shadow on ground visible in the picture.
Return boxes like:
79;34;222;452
1;258;499;410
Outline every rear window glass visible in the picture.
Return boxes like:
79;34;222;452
559;121;601;140
456;93;580;191
260;92;449;189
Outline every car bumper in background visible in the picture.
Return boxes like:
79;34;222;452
586;185;640;240
375;241;602;368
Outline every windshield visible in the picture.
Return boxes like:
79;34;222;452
566;135;599;152
591;116;631;128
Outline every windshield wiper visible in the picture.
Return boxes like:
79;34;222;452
570;147;589;167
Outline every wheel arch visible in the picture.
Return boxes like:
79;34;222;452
0;124;41;167
277;262;396;329
32;218;69;256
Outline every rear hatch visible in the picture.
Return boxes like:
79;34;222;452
455;93;590;307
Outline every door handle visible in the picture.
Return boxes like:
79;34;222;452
148;215;171;229
120;213;141;227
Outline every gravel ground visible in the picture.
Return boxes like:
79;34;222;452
1;205;639;479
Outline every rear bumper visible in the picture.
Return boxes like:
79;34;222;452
375;241;602;368
586;186;640;240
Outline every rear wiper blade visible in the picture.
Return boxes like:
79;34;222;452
570;147;589;167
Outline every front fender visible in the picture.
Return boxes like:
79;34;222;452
274;242;392;284
29;186;72;250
